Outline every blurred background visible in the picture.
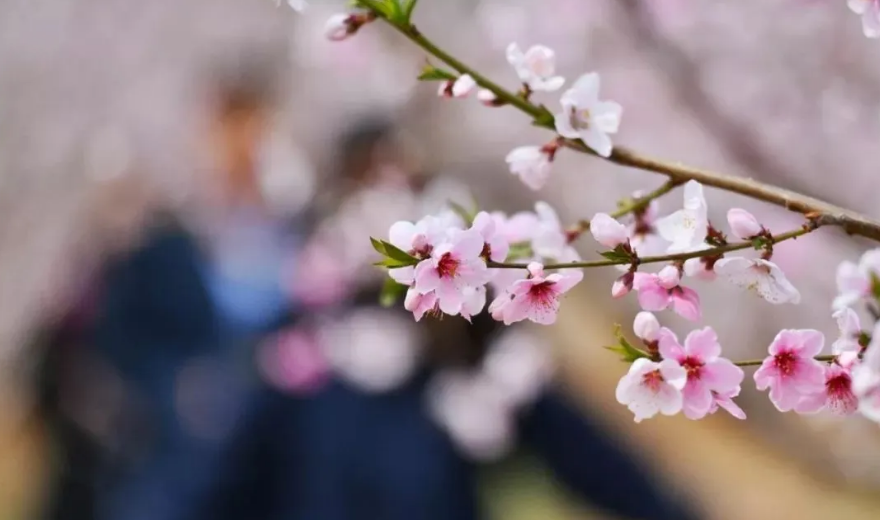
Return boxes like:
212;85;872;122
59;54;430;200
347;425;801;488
2;0;880;519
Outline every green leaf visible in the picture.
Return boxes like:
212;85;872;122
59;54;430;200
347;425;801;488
381;241;418;263
370;236;388;256
604;323;651;363
871;272;880;301
598;250;632;263
401;0;419;20
379;277;408;307
417;64;457;82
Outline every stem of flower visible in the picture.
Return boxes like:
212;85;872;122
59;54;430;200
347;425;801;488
360;7;880;243
733;354;836;367
488;225;815;270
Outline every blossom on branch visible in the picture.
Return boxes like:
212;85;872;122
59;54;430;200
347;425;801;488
505;43;565;92
488;262;583;325
832;249;880;311
589;212;629;248
438;74;477;98
726;208;763;240
657;327;744;420
753;329;827;412
505;143;557;191
656;180;708;254
794;363;858;416
413;227;491;316
554;73;622;158
616;358;687;423
324;12;375;41
714;257;800;305
632;266;701;321
853;325;880;423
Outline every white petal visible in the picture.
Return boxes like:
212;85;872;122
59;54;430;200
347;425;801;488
591;101;623;134
580;126;613;158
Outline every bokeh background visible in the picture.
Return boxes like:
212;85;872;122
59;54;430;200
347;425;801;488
2;0;880;519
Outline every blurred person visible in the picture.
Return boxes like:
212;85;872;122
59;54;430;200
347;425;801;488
204;117;702;520
35;53;312;520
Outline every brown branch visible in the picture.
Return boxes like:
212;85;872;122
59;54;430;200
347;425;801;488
360;4;880;243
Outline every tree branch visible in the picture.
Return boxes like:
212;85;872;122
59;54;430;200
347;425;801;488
360;5;880;243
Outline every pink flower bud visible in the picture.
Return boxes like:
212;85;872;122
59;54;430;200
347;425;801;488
727;208;763;240
477;89;498;106
324;13;354;41
656;265;681;289
633;311;660;342
612;271;634;298
590;213;629;248
451;74;477;97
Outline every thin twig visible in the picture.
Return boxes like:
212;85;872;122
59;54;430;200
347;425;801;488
488;226;813;270
360;6;880;243
733;354;836;368
570;179;681;235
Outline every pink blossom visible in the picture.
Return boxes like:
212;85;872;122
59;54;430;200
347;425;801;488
624;191;667;258
795;364;858;416
460;285;487;323
413;228;490;316
615;358;687;423
658;327;744;420
832;308;862;367
477;89;499;106
632;268;701;321
848;0;880;38
554;73;622;158
438;74;477;98
709;389;746;420
404;288;438;322
505;43;565;92
589;213;629;248
726;208;763;240
754;329;827;412
488;262;583;325
683;257;717;282
611;272;634;298
505;145;554;191
714;257;800;305
387;217;447;286
832;249;880;310
472;211;510;262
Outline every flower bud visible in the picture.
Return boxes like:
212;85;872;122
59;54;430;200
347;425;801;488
657;265;681;289
633;311;660;342
612;271;634;298
324;13;354;41
727;208;763;240
590;213;629;248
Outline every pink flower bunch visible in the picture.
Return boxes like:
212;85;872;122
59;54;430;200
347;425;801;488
387;204;583;325
616;312;745;422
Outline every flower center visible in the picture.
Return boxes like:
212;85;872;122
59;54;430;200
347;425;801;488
436;253;460;278
527;281;557;307
568;107;591;130
641;369;663;392
480;242;492;260
826;372;851;397
773;351;797;376
680;356;703;380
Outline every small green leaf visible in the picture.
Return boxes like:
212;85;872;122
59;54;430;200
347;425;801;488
417;65;457;82
599;250;632;263
379;277;408;307
605;323;651;363
871;272;880;301
370;236;388;255
401;0;419;20
381;241;418;263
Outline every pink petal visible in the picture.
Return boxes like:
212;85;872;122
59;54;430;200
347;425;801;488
703;358;744;393
683;327;720;360
714;395;746;420
637;285;671;312
681;381;713;420
671;287;701;321
657;329;684;361
414;260;441;293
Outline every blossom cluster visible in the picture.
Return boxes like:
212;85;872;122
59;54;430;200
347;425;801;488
385;204;583;325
